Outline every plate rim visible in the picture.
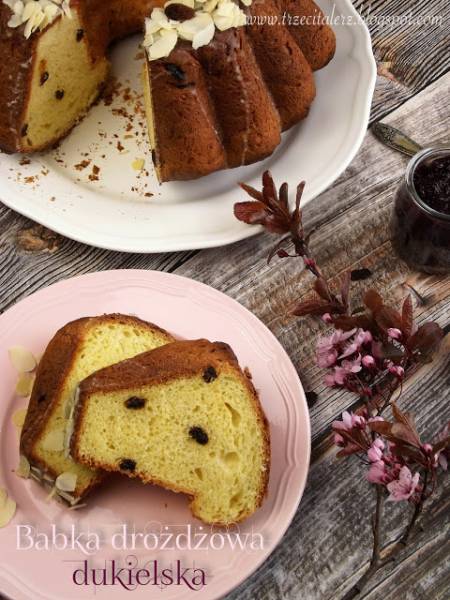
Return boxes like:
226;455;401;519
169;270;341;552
0;269;311;600
0;0;376;253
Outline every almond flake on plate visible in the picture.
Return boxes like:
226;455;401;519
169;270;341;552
15;372;35;397
0;489;16;528
16;455;31;479
55;472;77;493
12;407;27;430
8;346;37;373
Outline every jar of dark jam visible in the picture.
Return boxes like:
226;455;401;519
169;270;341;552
392;147;450;274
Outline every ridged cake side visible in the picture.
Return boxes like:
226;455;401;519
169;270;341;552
71;339;271;525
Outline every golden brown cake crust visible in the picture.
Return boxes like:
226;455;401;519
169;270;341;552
246;0;316;130
278;0;336;70
20;313;173;491
148;44;227;181
0;4;36;153
72;339;271;524
197;28;281;168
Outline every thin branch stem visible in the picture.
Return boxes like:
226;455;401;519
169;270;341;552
341;476;428;599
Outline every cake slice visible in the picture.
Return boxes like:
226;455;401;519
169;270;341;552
71;339;270;524
20;314;174;504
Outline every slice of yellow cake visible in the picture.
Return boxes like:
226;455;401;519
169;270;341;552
20;314;174;504
71;339;270;524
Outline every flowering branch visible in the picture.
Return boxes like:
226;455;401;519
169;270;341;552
234;172;449;598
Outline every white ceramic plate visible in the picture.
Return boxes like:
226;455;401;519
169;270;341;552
0;0;376;253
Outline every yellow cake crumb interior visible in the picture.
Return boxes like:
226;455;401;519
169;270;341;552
76;370;267;524
34;320;171;496
22;14;108;151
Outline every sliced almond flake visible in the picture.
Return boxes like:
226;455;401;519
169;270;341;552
8;346;37;373
0;496;16;528
41;430;65;452
55;472;77;493
12;407;27;430
16;455;30;479
15;372;35;397
45;486;57;503
68;502;87;511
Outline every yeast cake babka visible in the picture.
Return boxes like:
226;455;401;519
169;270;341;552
70;339;270;524
20;314;174;503
0;0;335;181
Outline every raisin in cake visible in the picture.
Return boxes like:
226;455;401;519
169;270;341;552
20;314;174;504
71;339;270;524
0;0;335;181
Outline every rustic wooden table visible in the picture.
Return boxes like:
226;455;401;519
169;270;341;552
1;1;449;598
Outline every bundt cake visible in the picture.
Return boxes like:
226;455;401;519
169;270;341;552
0;0;335;181
70;339;270;524
20;314;174;503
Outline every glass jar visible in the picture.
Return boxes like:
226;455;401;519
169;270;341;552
391;147;450;274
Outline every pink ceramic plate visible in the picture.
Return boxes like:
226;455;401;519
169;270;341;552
0;270;310;600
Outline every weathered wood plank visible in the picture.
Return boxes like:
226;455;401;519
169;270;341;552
353;0;450;121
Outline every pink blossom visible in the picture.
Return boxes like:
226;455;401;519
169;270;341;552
317;329;356;353
339;329;373;359
362;355;376;368
389;365;405;379
317;348;338;368
367;461;386;484
387;328;402;340
332;411;366;432
386;466;420;502
368;416;384;424
324;372;338;387
334;433;345;446
322;313;333;324
421;443;433;455
438;453;448;471
368;440;384;462
342;355;362;374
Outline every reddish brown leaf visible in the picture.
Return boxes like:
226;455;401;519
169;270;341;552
369;421;393;436
262;170;278;210
233;201;267;225
294;181;306;218
407;322;444;355
391;423;421;447
238;182;264;202
364;289;384;312
314;277;332;302
402;295;414;338
391;403;420;446
432;435;450;454
374;306;403;331
333;315;373;331
291;299;336;317
264;214;290;234
279;182;289;211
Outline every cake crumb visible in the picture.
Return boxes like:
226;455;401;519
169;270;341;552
132;158;145;171
88;165;100;181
